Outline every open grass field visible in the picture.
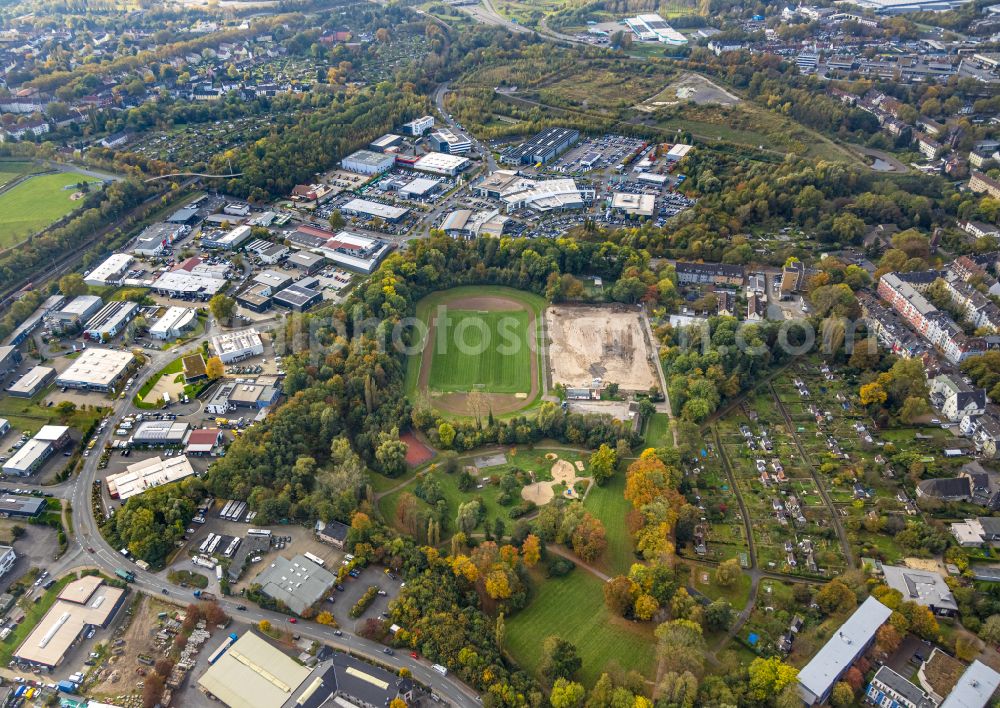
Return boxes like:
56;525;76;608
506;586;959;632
506;569;655;687
644;413;672;447
0;161;37;188
0;170;101;248
427;310;532;394
583;474;635;576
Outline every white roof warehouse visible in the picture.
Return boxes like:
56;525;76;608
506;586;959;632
106;455;195;499
341;198;409;223
57;348;135;391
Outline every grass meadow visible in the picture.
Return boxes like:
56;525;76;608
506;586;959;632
428;309;532;393
0;170;101;247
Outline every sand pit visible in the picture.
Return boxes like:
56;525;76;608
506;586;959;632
545;453;558;460
521;457;588;505
574;461;585;471
546;305;657;391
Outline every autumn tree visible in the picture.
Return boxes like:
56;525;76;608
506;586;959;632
654;619;706;677
604;575;636;616
815;579;856;615
59;273;88;297
715;558;741;587
209;293;236;323
571;513;607;562
522;534;541;568
550;678;585;708
540;636;582;682
830;681;854;708
747;657;798;701
589;444;617;486
206;356;225;380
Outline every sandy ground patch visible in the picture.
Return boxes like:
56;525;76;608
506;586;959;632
521;481;555;505
145;371;185;405
521;456;587;505
89;594;172;697
546;305;657;391
635;72;741;111
902;557;946;574
545;453;558;460
575;461;585;471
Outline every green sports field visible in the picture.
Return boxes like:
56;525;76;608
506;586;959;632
0;170;101;248
427;309;531;393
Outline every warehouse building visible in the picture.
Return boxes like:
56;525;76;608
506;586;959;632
235;286;272;313
245;239;289;265
0;346;21;374
399;176;442;198
131;420;191;447
14;576;126;669
273;283;322;312
133;222;186;256
315;231;391;274
341;149;395;176
402;115;434;136
412;151;471;176
151;271;226;300
206;378;281;413
185;428;223;455
341;198;409;223
83;301;138;341
212;329;264;364
0;546;14;577
8;366;55;397
501;127;580;165
476;173;594;212
625;13;688;44
48;295;104;331
0;495;45;518
287;251;325;274
34;425;71;449
57;348;135;392
106;455;196;499
84;253;133;287
202;224;253;250
369;133;403;152
254;555;336;615
252;270;293;296
429;128;472;154
198;632;311;708
612;192;656;218
2;440;53;476
149;307;197;340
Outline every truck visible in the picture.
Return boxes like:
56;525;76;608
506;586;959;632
215;418;229;427
432;664;448;677
57;680;79;694
162;392;171;407
193;590;217;601
115;568;136;583
207;632;239;665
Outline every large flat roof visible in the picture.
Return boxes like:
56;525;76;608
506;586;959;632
255;555;336;615
85;253;133;284
941;660;1000;707
15;577;124;668
341;198;408;221
8;366;54;395
57;348;134;388
212;329;263;356
198;632;311;708
106;455;195;499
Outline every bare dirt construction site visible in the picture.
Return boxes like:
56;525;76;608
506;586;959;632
636;72;741;111
545;305;657;391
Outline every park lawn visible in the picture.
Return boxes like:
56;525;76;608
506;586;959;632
688;562;753;608
506;569;655;687
370;467;420;494
427;309;531;394
583;474;634;576
508;448;588;481
644;413;672;447
0;171;101;247
0;161;39;187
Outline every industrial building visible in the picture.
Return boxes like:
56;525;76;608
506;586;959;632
412;151;471;176
202;225;253;250
149;307;197;340
340;198;409;223
273;283;322;312
48;295;104;331
0;546;15;577
402;115;435;135
341;149;395;176
429;128;472;154
254;554;336;615
625;13;688;44
2;440;53;476
198;632;312;708
441;209;510;239
611;192;656;218
212;329;264;364
245;239;289;265
0;495;45;518
106;454;196;499
314;231;391;274
56;348;135;392
84;253;133;287
287;251;325;274
83;300;139;340
206;378;282;413
0;346;21;374
131;420;191;446
399;176;442;198
14;576;127;669
797;597;892;704
35;425;71;448
185;428;223;455
475;172;594;212
852;0;974;12
501;127;580;165
8;366;55;397
133;222;186;256
235;287;272;313
151;271;226;300
369;133;403;152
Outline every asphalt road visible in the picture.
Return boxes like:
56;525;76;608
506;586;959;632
50;324;481;707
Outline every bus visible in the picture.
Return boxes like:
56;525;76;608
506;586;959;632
303;551;325;567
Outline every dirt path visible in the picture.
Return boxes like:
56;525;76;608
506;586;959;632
416;294;541;415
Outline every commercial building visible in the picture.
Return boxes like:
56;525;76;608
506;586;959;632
212;329;264;364
131;420;191;446
84;253;133;287
149;307;197;340
14;576;126;669
8;366;55;397
881;564;958;616
797;597;892;704
273;283;322;312
315;519;349;548
236;286;272;313
475;171;593;212
0;495;45;518
35;425;71;448
941;661;1000;708
501;127;580;165
412;151;471;176
399;176;442;198
625;13;688;43
246;239;290;265
133;222;186;256
57;348;135;392
205;379;281;413
83;301;139;340
852;0;975;13
254;555;336;615
288;652;417;708
106;455;196;499
252;270;294;296
341;149;395;176
611;192;656;218
666;143;693;161
866;666;936;708
151;271;226;300
2;440;53;476
197;632;312;708
340;198;409;223
402;115;434;136
49;295;104;331
202;224;253;250
429;128;472;155
287;251;325;274
369;133;402;152
185;428;223;455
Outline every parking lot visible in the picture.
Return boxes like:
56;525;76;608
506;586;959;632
549;135;648;174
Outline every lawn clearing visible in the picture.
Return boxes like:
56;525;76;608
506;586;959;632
428;309;531;394
506;569;654;687
583;474;634;576
0;171;102;247
644;413;672;447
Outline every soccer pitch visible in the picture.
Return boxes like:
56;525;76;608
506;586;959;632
0;171;101;248
427;309;532;394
